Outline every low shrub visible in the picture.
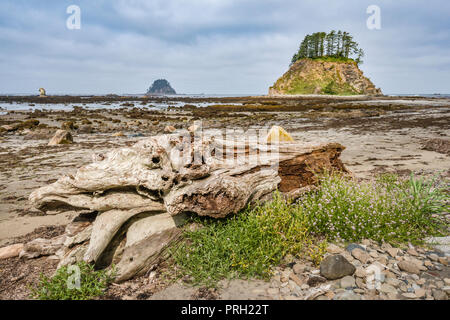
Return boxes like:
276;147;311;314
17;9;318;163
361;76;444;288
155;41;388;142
173;173;448;287
302;173;448;245
30;262;114;300
172;193;325;287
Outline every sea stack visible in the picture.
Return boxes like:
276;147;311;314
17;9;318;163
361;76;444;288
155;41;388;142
269;58;382;96
146;79;176;96
270;30;382;96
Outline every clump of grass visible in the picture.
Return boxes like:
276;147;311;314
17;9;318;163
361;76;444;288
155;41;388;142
30;262;114;300
301;173;448;245
172;193;325;287
172;173;448;287
311;56;356;64
323;81;337;95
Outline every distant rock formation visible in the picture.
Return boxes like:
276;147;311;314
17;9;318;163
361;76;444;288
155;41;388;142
146;79;176;95
269;59;382;96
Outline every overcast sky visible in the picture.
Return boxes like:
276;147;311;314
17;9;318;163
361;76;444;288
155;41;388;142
0;0;449;95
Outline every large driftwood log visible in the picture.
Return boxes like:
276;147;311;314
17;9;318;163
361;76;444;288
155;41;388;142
27;132;348;281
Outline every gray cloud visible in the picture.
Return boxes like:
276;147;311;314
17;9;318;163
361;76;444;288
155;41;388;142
0;0;449;95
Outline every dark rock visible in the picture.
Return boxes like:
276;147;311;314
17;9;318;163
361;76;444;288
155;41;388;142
320;254;356;280
61;121;76;131
307;275;327;287
129;133;144;137
346;243;365;252
78;125;93;134
146;79;176;95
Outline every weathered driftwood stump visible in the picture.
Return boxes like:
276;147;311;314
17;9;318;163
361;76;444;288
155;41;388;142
27;132;348;281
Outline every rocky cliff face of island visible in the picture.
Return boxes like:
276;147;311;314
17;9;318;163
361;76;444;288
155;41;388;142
146;79;176;95
269;59;382;96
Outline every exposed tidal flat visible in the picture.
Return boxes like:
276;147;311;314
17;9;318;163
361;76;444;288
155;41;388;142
0;94;449;300
0;94;449;238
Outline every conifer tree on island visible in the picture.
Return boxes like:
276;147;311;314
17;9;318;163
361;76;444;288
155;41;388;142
291;30;365;65
269;30;381;96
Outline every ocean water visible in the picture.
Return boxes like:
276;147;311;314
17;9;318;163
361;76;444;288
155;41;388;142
1;93;449;113
387;94;450;98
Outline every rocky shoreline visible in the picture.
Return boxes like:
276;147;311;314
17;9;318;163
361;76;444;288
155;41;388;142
148;238;450;300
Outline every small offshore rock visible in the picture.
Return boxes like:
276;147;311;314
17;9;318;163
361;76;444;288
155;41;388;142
320;254;356;280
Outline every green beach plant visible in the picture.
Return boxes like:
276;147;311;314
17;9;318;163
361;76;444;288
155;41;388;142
172;193;324;287
301;173;447;245
172;173;448;287
30;261;115;300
